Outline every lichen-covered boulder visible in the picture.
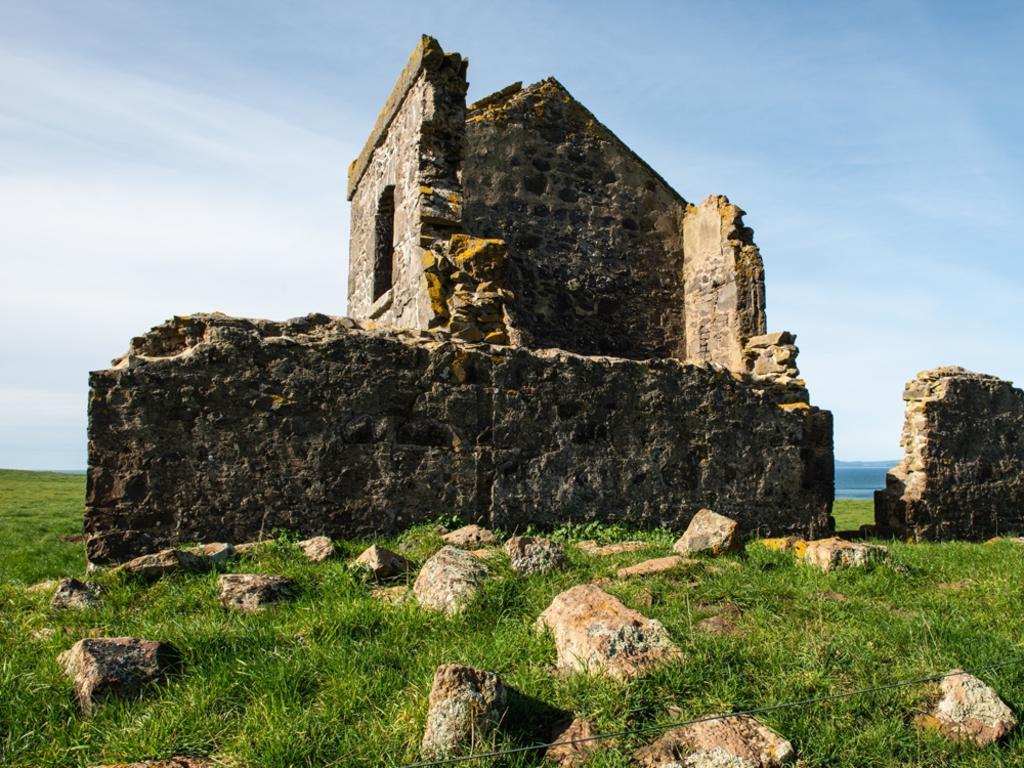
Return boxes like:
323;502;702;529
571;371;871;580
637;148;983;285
920;670;1017;746
534;584;680;679
420;664;507;759
297;536;335;562
801;538;888;572
504;536;567;575
51;578;102;611
413;546;490;615
673;509;740;556
634;714;795;767
617;555;695;579
217;574;296;612
352;544;413;581
59;637;179;715
115;549;211;580
443;525;498;548
192;542;235;566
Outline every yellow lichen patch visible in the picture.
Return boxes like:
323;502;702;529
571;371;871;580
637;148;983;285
778;402;811;412
424;272;449;320
759;536;805;553
483;330;509;346
449;234;507;280
793;539;809;559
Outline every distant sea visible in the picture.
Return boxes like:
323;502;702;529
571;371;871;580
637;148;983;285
835;460;898;499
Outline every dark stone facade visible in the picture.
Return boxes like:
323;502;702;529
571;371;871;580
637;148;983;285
875;367;1024;541
85;314;833;564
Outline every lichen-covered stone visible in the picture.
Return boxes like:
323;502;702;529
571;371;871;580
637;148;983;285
352;544;413;581
442;524;498;548
503;535;566;575
577;540;649;557
919;670;1017;746
876;367;1024;541
673;509;741;556
634;715;794;767
801;538;888;572
51;578;102;611
617;556;694;579
114;549;210;580
191;542;235;565
85;316;833;564
59;637;179;715
413;546;489;615
217;574;296;612
296;535;335;562
534;584;681;679
420;664;507;759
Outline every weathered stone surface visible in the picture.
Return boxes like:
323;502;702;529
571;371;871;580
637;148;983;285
674;509;741;556
85;315;833;563
420;664;507;759
442;524;498;548
876;367;1024;541
413;546;489;615
234;541;267;557
534;584;680;679
352;544;413;581
59;637;179;715
801;538;888;572
503;535;566;575
697;615;741;636
114;549;210;580
26;579;58;594
919;670;1017;746
192;542;235;565
634;715;794;767
89;760;213;768
544;718;601;767
217;574;296;612
296;535;335;562
577;540;649;557
51;578;102;611
617;556;694;579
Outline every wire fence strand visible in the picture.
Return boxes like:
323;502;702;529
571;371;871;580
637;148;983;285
397;657;1024;768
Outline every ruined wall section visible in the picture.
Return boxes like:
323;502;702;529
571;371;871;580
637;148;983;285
875;367;1024;540
347;35;467;329
461;79;689;360
683;195;767;371
85;314;834;563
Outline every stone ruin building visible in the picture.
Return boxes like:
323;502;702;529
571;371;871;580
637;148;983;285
84;35;836;564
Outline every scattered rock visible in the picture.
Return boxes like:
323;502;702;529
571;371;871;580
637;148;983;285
697;615;741;636
115;549;210;580
919;670;1017;746
234;541;266;557
30;627;56;640
420;664;507;759
352;544;413;581
617;555;695;579
442;524;498;548
801;538;888;572
634;714;795;767
59;637;179;715
544;717;601;767
534;584;681;679
468;547;499;560
297;535;335;562
758;537;807;556
413;546;490;615
26;579;58;594
51;578;102;611
89;759;214;768
504;536;567;575
937;580;973;591
370;585;411;604
217;574;296;612
816;591;847;603
673;509;741;556
192;542;235;566
577;540;648;557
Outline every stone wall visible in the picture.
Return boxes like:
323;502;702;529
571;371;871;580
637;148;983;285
875;367;1024;540
461;79;689;360
85;314;834;563
346;35;467;329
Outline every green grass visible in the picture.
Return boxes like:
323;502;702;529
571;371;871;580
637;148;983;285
2;471;1022;767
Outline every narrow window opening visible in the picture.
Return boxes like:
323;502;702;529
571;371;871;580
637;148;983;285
373;186;396;301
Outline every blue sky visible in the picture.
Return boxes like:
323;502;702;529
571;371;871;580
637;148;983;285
1;0;1021;469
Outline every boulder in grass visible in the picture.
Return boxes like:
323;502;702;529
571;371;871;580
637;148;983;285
413;546;490;615
577;540;647;557
634;714;795;767
218;574;296;612
918;670;1017;747
115;549;210;580
234;540;267;557
59;637;179;715
801;538;888;572
420;664;507;759
192;542;235;566
673;509;740;556
544;717;602;767
504;536;567;575
617;555;695;579
442;524;498;548
50;578;102;611
297;535;335;562
351;544;413;581
697;615;742;636
534;584;680;680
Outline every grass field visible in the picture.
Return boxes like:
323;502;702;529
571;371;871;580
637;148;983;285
1;468;1022;767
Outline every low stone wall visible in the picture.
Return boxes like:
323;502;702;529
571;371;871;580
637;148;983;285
875;367;1024;540
85;314;834;563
